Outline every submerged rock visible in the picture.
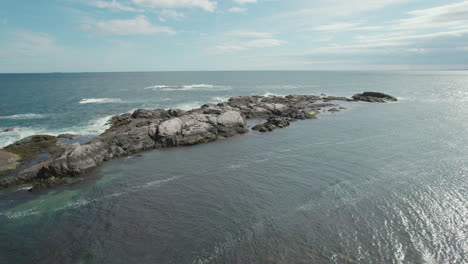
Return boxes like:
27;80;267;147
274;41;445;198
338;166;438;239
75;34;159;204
0;92;397;190
1;128;15;133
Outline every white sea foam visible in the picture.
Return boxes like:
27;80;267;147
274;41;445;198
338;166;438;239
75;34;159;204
0;208;40;219
262;92;283;97
0;113;47;120
211;96;229;103
144;85;171;89
15;186;34;191
144;84;230;91
79;98;123;104
175;102;202;110
183;84;214;89
0;115;113;148
1;176;181;219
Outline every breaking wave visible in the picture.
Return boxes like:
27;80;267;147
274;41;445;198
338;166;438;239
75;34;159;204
79;98;123;104
0;113;47;120
0;115;113;148
144;84;230;91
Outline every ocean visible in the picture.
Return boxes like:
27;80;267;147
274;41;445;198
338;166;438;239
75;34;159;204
0;71;467;263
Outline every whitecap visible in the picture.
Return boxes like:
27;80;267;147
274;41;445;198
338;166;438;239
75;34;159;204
79;98;123;104
144;84;230;91
0;113;47;120
183;84;215;89
144;85;171;89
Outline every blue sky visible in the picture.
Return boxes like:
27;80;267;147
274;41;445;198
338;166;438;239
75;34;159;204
1;0;468;72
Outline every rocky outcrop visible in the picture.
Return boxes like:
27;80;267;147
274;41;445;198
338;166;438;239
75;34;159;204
0;150;20;173
0;92;397;190
253;117;293;132
352;92;397;103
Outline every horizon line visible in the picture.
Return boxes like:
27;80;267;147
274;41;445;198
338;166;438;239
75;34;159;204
1;69;467;74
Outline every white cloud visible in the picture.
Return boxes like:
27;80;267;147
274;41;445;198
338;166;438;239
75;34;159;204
233;0;257;4
93;0;142;12
4;31;65;57
215;38;285;53
84;15;175;35
246;38;284;47
1;18;7;25
356;28;468;45
158;9;185;22
276;0;410;19
394;1;468;30
227;30;274;38
131;0;217;12
312;22;385;32
303;28;468;56
229;7;247;13
313;23;361;31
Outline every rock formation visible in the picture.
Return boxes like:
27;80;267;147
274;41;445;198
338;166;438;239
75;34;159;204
0;92;397;191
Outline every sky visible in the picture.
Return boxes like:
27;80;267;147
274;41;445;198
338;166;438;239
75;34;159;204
1;0;468;72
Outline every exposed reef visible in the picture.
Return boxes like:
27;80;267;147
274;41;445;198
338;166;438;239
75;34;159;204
0;92;397;191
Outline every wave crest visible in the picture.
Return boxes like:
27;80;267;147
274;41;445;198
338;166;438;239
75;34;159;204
144;84;230;91
79;98;123;104
0;113;47;120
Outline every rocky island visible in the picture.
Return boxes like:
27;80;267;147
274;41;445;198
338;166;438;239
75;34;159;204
0;92;397;191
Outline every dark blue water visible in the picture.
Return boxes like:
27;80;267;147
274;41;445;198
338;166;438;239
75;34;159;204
0;71;467;263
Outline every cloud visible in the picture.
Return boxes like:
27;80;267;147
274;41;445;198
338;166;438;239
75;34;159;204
394;1;468;30
158;9;185;22
227;30;274;38
131;0;217;12
313;23;361;31
302;28;468;56
215;38;285;53
93;0;143;12
311;22;385;32
1;18;7;25
229;7;247;13
0;31;65;57
356;28;468;45
233;0;257;4
274;0;411;21
83;15;175;35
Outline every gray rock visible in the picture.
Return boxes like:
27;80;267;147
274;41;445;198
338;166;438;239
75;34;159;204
253;117;291;132
57;134;82;139
352;92;398;102
322;96;354;102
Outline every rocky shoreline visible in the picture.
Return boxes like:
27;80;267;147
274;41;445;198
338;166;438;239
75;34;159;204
0;92;397;191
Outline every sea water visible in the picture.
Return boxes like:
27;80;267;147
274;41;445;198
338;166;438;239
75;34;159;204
0;71;467;263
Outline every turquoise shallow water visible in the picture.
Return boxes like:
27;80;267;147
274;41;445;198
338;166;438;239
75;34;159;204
0;71;467;263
